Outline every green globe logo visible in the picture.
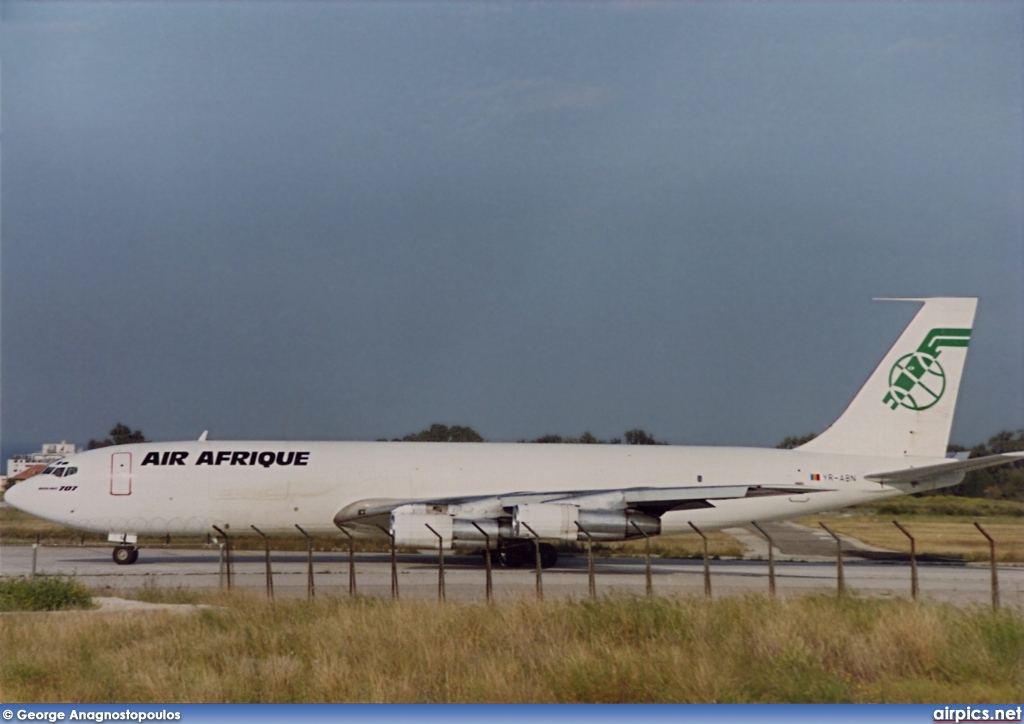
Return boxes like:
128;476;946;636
882;328;970;411
884;352;946;411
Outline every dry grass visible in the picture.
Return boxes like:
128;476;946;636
600;531;746;559
799;513;1024;563
856;497;1024;518
0;507;388;552
2;593;1021;703
0;507;105;544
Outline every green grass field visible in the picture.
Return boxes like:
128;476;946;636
2;593;1021;703
0;576;94;612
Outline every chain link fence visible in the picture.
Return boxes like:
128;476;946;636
2;519;1020;607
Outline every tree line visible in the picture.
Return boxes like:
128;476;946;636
87;423;147;449
382;423;666;445
776;429;1024;501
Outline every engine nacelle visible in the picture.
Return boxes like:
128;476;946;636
513;503;578;540
390;505;453;548
513;503;660;541
452;517;514;545
578;509;660;540
391;505;514;549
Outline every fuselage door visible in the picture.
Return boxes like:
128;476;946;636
110;452;132;496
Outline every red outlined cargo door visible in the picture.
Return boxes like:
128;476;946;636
110;452;132;496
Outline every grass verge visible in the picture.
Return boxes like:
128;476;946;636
799;516;1023;563
1;593;1021;703
0;576;94;612
599;531;745;559
0;506;388;551
855;496;1024;518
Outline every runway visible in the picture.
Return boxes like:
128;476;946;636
2;544;1020;608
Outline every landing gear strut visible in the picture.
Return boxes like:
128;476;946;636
112;545;139;565
538;542;558;569
493;542;558;568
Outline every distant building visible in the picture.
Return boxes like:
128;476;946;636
6;441;79;478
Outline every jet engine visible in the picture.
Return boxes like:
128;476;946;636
390;506;453;548
512;503;660;541
390;505;513;549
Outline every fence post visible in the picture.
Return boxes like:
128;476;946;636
973;522;999;610
375;525;399;600
337;526;357;596
251;525;274;599
819;523;844;597
520;522;544;599
212;526;233;591
689;522;711;599
425;524;445;603
31;536;39;579
574;522;596;598
892;520;917;600
630;521;653;598
751;522;776;597
295;525;315;599
470;522;493;603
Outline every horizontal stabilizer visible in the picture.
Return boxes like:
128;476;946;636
865;452;1024;485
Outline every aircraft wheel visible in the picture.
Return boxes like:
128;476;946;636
497;544;531;568
113;545;138;565
539;543;558;569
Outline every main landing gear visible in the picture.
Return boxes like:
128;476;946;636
492;542;558;569
112;545;139;565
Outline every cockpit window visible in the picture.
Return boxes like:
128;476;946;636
42;466;56;475
66;467;78;476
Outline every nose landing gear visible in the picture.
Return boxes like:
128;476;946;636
112;545;139;565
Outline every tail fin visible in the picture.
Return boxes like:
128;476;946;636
798;297;977;459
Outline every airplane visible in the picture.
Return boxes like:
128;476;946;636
6;297;1022;567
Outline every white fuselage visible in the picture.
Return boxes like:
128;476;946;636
5;441;958;540
6;298;988;552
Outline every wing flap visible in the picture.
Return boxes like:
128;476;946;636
333;483;832;529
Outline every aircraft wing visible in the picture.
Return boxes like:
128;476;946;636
865;452;1024;485
333;483;830;531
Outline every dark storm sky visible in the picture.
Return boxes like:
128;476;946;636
2;2;1022;458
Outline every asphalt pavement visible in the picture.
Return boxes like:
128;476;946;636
1;543;1019;608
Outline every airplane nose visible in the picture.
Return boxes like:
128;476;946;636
4;479;36;515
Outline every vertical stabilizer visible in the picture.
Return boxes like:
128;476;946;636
798;298;977;459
